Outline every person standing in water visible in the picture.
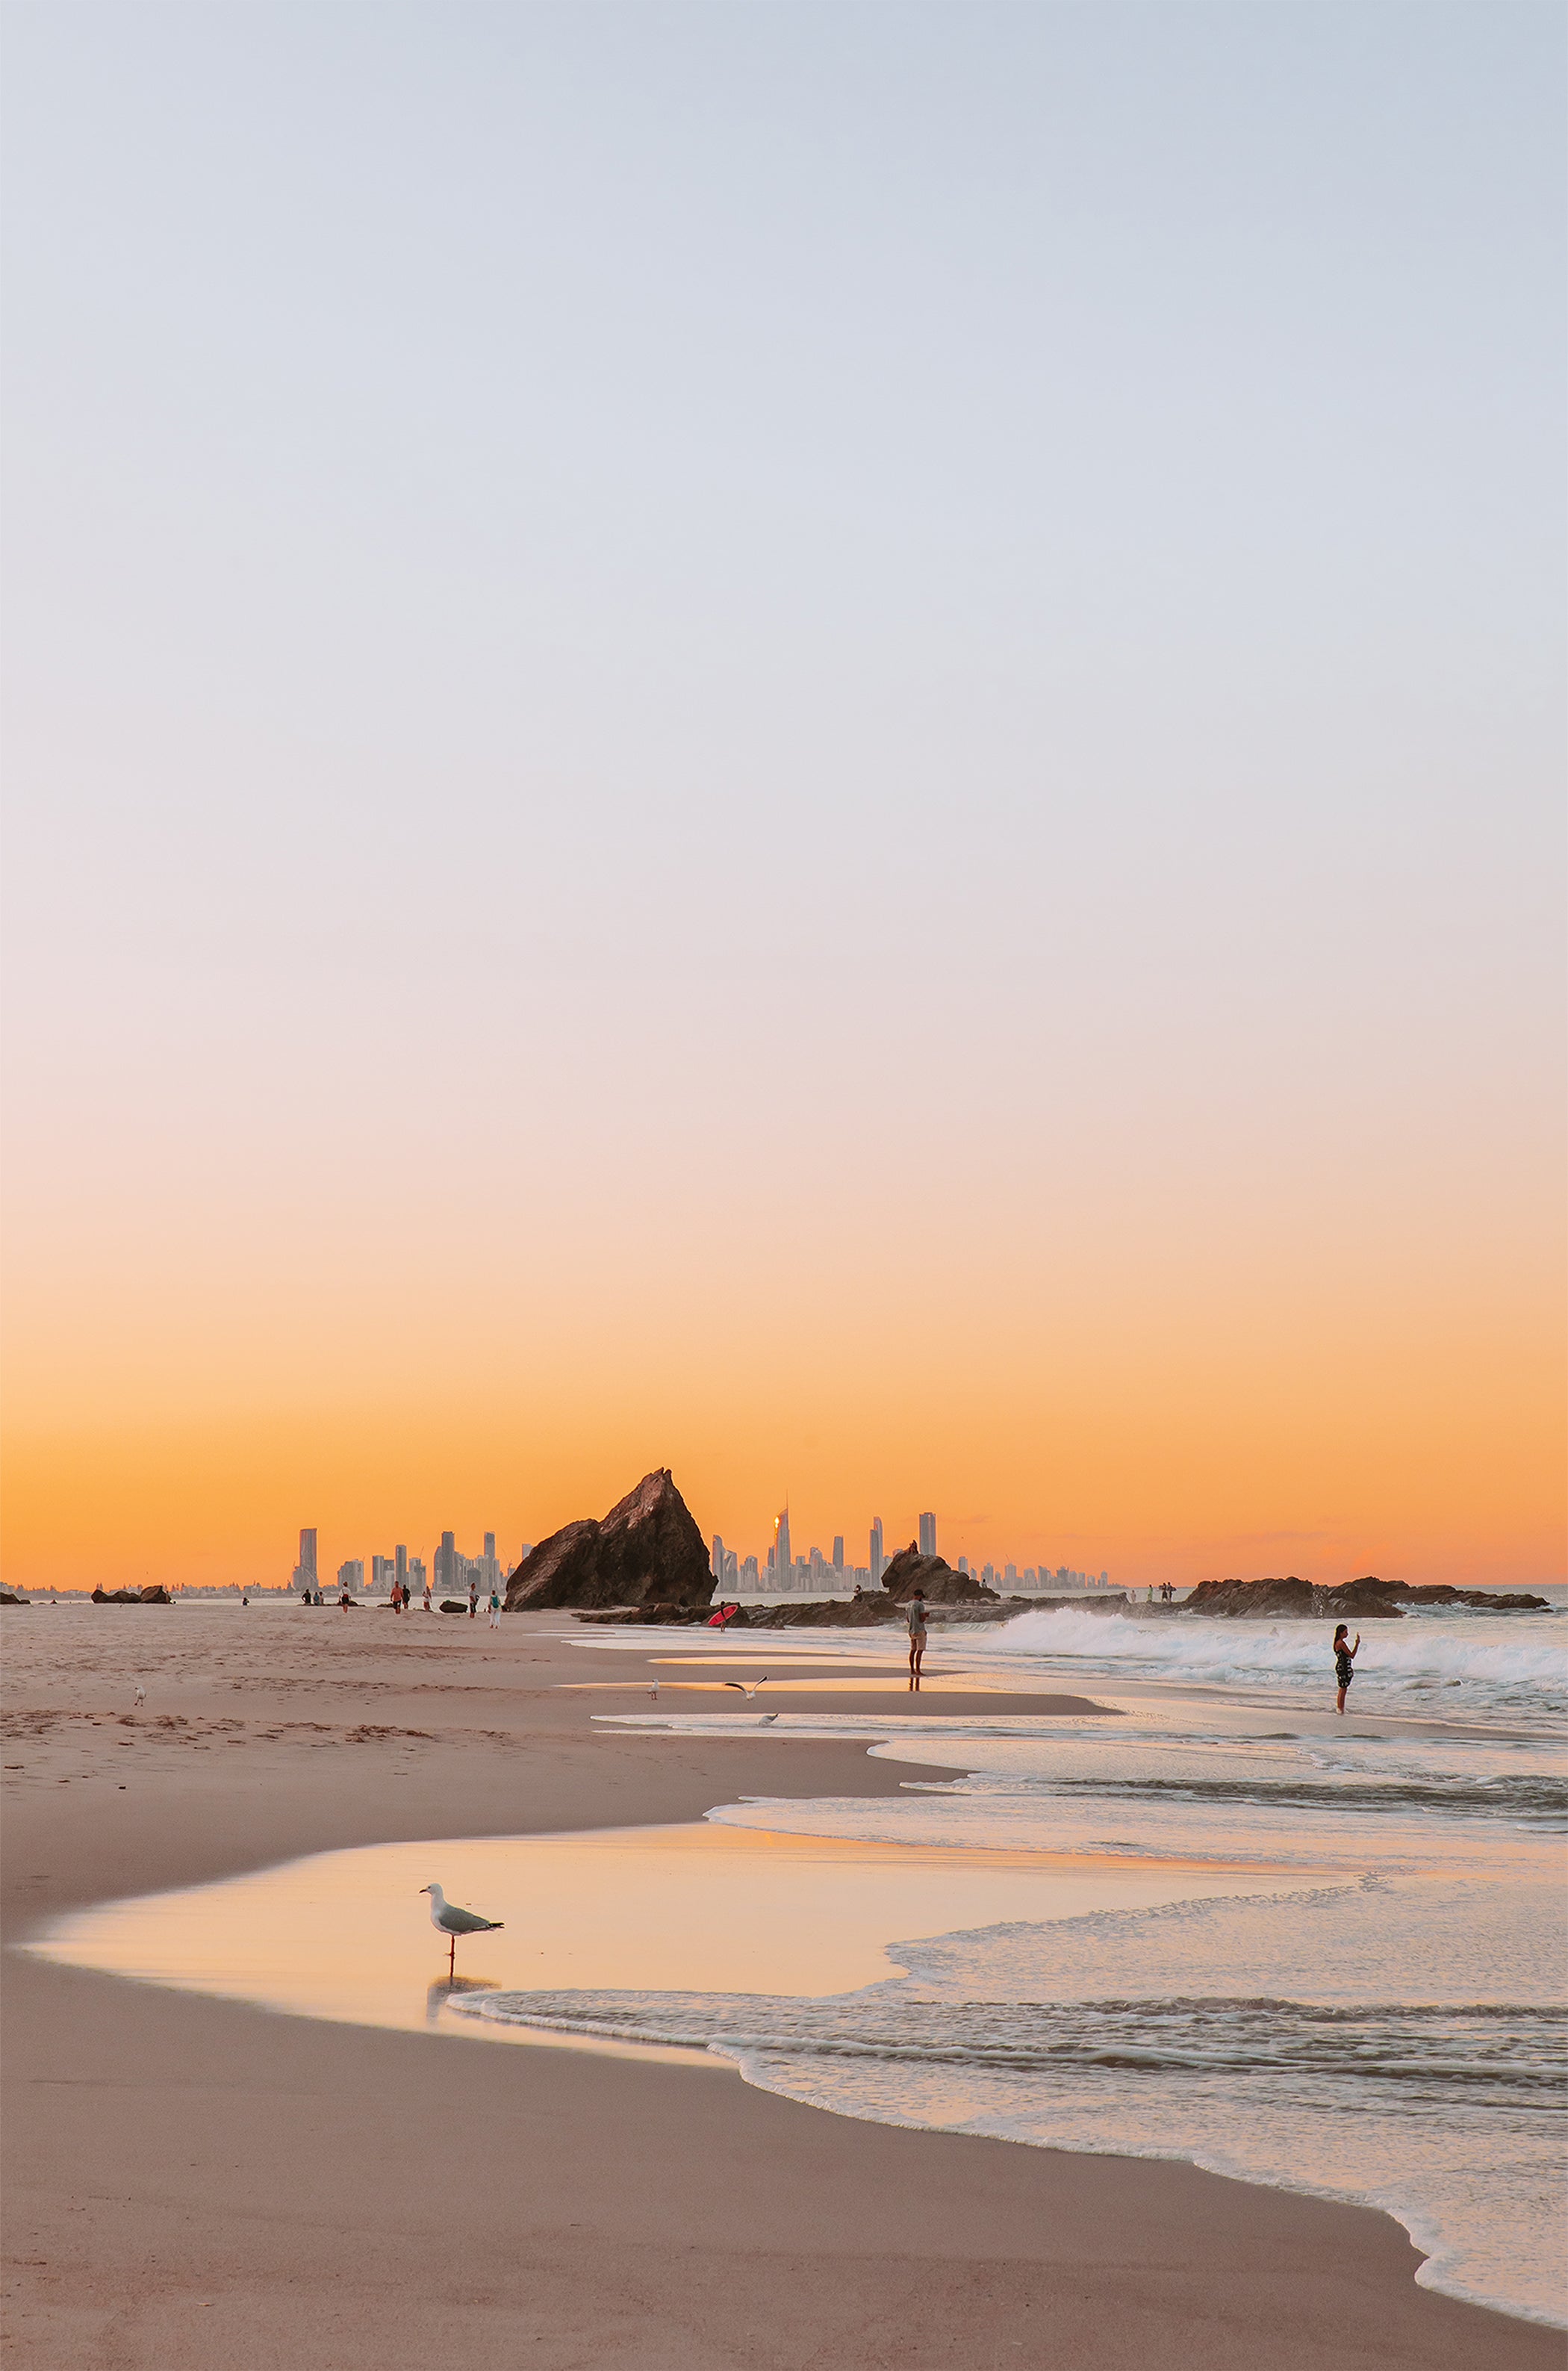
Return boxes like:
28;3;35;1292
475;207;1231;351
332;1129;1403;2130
1334;1623;1360;1713
906;1588;928;1691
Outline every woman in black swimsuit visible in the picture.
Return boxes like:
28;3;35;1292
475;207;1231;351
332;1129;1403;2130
1333;1623;1360;1715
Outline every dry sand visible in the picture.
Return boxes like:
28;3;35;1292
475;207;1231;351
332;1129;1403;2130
1;1603;1557;2370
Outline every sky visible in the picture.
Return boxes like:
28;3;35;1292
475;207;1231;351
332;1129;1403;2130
2;0;1563;1592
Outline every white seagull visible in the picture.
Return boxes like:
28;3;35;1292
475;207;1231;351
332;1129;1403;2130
133;1682;146;1708
721;1675;770;1701
419;1882;504;1976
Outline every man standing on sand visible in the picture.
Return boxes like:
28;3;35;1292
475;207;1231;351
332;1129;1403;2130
468;1579;479;1620
906;1588;928;1691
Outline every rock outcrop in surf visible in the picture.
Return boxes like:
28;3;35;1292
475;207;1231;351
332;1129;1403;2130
504;1469;713;1612
879;1544;999;1604
1184;1576;1548;1619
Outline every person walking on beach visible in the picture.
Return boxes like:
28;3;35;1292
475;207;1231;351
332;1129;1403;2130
1334;1623;1360;1713
906;1588;928;1691
423;1579;432;1613
468;1580;479;1620
488;1586;502;1629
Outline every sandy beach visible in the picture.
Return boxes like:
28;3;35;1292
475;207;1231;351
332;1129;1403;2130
1;1604;1558;2370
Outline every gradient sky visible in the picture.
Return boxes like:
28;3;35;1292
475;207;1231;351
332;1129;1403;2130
3;1;1563;1591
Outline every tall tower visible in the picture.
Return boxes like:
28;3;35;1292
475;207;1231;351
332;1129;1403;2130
870;1518;884;1587
711;1534;725;1584
774;1507;791;1591
293;1529;318;1591
918;1511;937;1559
395;1544;408;1591
832;1535;844;1574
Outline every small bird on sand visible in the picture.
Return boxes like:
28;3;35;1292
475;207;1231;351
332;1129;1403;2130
419;1882;504;1976
721;1676;769;1701
648;1677;659;1700
133;1683;146;1708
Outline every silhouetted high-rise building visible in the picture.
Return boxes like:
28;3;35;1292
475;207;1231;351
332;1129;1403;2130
774;1508;791;1590
372;1554;395;1591
337;1558;364;1591
435;1531;457;1592
832;1536;844;1573
395;1544;408;1591
292;1529;318;1591
711;1534;725;1583
918;1511;937;1559
870;1519;884;1586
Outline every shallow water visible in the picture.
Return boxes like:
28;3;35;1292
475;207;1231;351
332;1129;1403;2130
567;1605;1567;2328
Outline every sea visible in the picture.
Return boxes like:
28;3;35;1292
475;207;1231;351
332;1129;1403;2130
460;1596;1568;2328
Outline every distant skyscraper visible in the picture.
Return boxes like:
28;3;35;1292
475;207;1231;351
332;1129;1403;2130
435;1531;456;1592
292;1528;318;1591
337;1558;364;1591
918;1511;936;1559
711;1534;725;1583
395;1544;408;1591
774;1508;791;1591
371;1553;395;1591
870;1519;884;1586
832;1536;844;1573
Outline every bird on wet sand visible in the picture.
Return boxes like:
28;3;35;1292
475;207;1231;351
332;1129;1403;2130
420;1882;504;1976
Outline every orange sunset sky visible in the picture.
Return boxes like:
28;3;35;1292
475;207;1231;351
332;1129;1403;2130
3;4;1563;1594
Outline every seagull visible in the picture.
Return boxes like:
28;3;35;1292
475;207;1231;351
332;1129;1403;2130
419;1882;504;1976
648;1677;660;1700
133;1683;146;1708
721;1676;769;1701
759;1709;780;1723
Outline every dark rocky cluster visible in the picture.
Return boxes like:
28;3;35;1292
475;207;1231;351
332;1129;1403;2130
1184;1575;1547;1620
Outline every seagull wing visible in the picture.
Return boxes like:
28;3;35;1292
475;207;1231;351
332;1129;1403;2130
721;1681;748;1695
441;1904;503;1934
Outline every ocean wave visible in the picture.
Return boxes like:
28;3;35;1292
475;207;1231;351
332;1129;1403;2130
455;1986;1565;2103
984;1607;1568;1713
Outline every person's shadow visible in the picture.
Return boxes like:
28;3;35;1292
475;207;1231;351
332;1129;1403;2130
426;1973;499;2027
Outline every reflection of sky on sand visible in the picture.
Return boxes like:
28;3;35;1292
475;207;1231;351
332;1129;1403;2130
25;1823;1318;2048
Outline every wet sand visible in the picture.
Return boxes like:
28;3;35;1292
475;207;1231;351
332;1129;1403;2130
2;1603;1558;2370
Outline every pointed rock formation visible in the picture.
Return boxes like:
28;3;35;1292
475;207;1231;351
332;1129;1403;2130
505;1470;714;1612
880;1543;998;1605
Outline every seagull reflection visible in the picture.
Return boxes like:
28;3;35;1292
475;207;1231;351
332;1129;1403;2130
426;1973;498;2027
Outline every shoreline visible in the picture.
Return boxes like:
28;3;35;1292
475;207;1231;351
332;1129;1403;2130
4;1609;1558;2370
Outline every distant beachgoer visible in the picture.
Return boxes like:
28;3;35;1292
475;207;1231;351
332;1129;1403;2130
423;1581;432;1612
488;1588;501;1629
906;1589;928;1690
468;1582;479;1619
1334;1623;1360;1714
241;1593;249;1607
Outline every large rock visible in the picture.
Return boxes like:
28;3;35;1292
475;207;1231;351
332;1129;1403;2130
880;1544;998;1605
506;1470;714;1612
91;1585;171;1605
